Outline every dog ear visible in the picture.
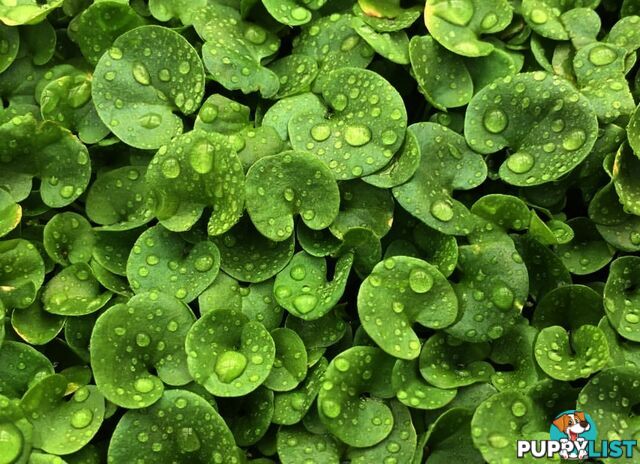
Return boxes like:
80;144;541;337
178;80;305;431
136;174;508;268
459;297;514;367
575;411;586;422
553;414;569;432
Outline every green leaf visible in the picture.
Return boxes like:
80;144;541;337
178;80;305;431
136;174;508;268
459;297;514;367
393;122;486;235
42;263;111;316
194;4;280;97
43;212;95;266
92;25;206;149
317;346;395;448
108;390;240;462
0;0;63;26
289;67;407;180
465;72;598;186
145;130;245;235
424;0;513;57
358;256;458;359
0;188;21;238
604;256;640;342
11;299;64;345
391;358;457;409
185;308;275;397
21;376;104;455
0;341;53;398
557;217;615;275
277;424;340;464
0;239;44;310
91;292;195;408
263;328;308;392
0;24;19;73
246;151;340;241
126;224;220;303
274;251;353;320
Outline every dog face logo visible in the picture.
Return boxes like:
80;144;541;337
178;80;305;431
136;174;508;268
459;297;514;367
550;410;597;460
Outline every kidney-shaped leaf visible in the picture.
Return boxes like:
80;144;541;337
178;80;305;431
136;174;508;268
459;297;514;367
604;256;640;342
358;256;458;360
91;292;195;408
246;151;340;242
464;72;598;186
92;25;205;149
0;239;44;310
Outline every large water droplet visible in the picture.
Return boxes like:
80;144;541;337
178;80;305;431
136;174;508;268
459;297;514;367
321;399;342;418
491;286;514;311
194;254;214;272
562;130;586;151
293;294;318;314
430;199;454;222
408;268;433;294
138;113;162;129
70;408;93;429
190;141;214;174
506;152;534;174
244;26;267;44
588;45;617;66
290;6;310;21
483;109;508;134
311;123;331;142
529;8;548;24
161;157;181;179
344;124;372;147
215;351;248;383
488;432;509;448
134;377;155;393
177;427;201;453
132;62;151;85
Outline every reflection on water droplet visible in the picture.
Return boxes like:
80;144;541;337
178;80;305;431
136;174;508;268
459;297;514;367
344;125;371;147
177;427;201;452
139;113;162;129
70;408;93;429
562;130;586;151
134;378;155;393
321;399;341;418
311;123;331;142
194;255;214;272
529;8;548;25
409;268;433;293
293;294;318;314
483;109;508;134
132;62;151;85
506;152;534;174
588;45;617;66
215;351;248;383
430;199;454;222
161;157;181;179
190;141;214;174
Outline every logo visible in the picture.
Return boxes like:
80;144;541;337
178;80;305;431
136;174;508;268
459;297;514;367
517;409;637;460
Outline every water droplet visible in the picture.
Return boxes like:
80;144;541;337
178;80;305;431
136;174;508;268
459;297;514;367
283;188;295;202
321;399;341;418
430;199;454;222
511;401;527;417
506;152;534;174
409;268;433;294
381;130;398;146
158;68;171;82
340;36;360;52
483;109;508;134
547;351;562;362
194;254;214;272
134;378;155;393
161;157;181;179
562;130;586;151
244;26;266;44
529;8;548;24
60;185;75;199
136;332;151;347
491;286;514;311
311;123;331;142
109;47;123;60
293;294;318;314
290;6;310;21
215;351;248;383
290;264;306;280
488;432;509;448
625;313;640;324
344;125;371;147
481;13;498;29
334;358;350;372
178;61;191;75
132;62;151;85
588;45;617;66
200;104;218;123
332;94;348;111
70;408;93;429
190;141;214;174
138;113;162;129
177;427;201;452
392;302;404;313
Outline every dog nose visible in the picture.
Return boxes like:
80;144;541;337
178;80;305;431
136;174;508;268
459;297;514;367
580;421;589;428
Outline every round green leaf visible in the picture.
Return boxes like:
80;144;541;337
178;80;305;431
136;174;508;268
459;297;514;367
126;224;220;303
85;166;155;231
194;94;251;135
409;35;473;110
490;322;542;392
0;239;45;310
245;151;340;241
91;292;195;408
285;311;347;350
148;0;206;24
263;328;308;392
274;251;353;320
0;0;62;26
423;408;484;464
446;240;529;342
604;256;640;342
11;299;64;345
351;17;410;65
185;308;275;397
212;218;295;283
222;387;273;447
92;25;205;149
557;217;615;275
420;333;494;388
277;424;340;464
42;263;111;316
92;229;141;276
424;0;513;57
358;256;458;360
193;4;280;98
21;376;104;455
43;212;95;266
0;188;21;238
393;122;487;235
317;346;395;448
0;24;19;73
391;358;457;409
108;389;241;463
362;127;421;189
464;72;598;186
146;130;245;235
262;93;325;142
289;67;407;180
268;54;319;99
0;341;53;398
